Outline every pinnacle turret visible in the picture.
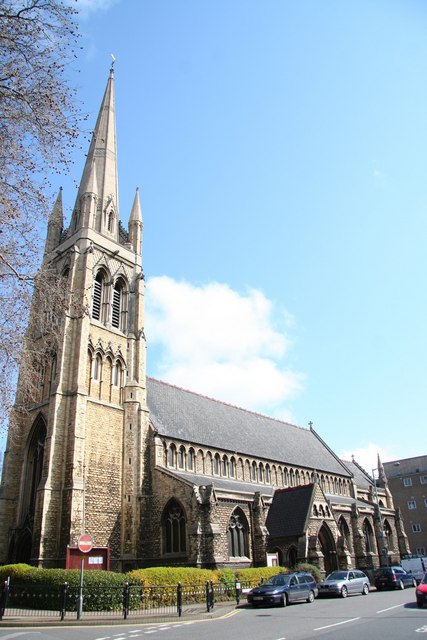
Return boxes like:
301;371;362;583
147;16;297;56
129;188;143;255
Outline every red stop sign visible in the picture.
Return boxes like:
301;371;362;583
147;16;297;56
78;533;93;553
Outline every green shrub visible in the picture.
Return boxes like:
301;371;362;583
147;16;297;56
295;562;322;583
1;565;129;612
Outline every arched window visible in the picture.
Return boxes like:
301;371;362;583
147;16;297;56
92;270;107;322
162;500;186;555
259;463;264;482
287;546;298;569
251;461;257;481
290;469;295;486
21;416;47;522
168;443;176;468
384;520;394;552
113;362;121;387
363;519;374;553
222;455;228;476
230;457;236;478
187;448;195;471
213;453;220;475
107;210;115;233
178;446;185;469
227;508;249;558
93;354;102;381
112;278;126;330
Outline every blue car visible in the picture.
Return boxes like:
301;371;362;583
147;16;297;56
247;572;318;607
374;566;417;591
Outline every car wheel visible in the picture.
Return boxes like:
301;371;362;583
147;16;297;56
362;583;369;595
341;586;348;598
417;599;423;609
399;580;404;590
280;594;287;607
376;586;382;591
306;590;315;603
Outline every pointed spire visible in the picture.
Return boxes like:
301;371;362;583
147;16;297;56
130;187;142;222
73;65;119;236
44;188;63;256
129;187;143;255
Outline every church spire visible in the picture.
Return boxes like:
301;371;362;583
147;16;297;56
72;65;119;238
44;187;63;256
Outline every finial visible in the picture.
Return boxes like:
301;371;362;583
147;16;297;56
110;53;116;73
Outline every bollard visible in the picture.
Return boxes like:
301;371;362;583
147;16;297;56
60;582;68;621
123;582;130;620
177;582;182;617
0;578;10;621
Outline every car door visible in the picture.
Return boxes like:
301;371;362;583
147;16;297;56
288;575;300;602
297;575;310;600
349;571;362;594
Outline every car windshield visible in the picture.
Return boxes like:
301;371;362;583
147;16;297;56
265;574;291;586
326;571;348;581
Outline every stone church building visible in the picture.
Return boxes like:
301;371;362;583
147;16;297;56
0;68;410;575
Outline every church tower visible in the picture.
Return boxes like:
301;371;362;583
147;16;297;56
0;66;148;570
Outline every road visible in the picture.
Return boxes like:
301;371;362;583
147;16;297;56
0;588;426;640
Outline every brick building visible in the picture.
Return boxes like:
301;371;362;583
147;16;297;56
383;456;427;557
0;68;410;574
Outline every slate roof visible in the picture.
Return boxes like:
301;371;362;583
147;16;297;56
341;459;372;488
266;484;315;537
147;378;351;476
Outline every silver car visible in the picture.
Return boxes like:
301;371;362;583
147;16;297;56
317;569;370;598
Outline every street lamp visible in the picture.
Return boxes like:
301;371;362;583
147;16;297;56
372;468;388;567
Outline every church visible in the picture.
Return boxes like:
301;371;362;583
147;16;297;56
0;67;410;574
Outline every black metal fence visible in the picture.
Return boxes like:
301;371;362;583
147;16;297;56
0;578;256;621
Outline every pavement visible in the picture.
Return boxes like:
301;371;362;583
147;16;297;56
0;600;241;627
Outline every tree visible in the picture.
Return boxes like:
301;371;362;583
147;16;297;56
0;1;82;430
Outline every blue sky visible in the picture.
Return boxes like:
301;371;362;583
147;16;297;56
55;0;427;473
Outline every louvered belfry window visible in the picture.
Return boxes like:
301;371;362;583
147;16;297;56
112;281;122;328
92;272;103;320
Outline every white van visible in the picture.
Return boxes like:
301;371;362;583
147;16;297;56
401;556;427;584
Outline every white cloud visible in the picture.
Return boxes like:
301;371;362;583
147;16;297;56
145;276;303;414
339;442;398;476
74;0;120;18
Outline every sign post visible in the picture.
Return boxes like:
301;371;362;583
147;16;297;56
77;534;93;620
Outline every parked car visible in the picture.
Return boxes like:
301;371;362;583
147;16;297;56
317;570;370;598
247;572;318;607
374;566;417;591
416;573;427;608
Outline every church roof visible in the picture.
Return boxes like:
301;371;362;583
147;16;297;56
147;378;352;476
342;459;373;488
266;484;315;537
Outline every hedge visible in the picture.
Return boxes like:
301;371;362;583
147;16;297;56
0;562;322;611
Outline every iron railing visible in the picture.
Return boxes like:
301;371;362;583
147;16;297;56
0;578;257;621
